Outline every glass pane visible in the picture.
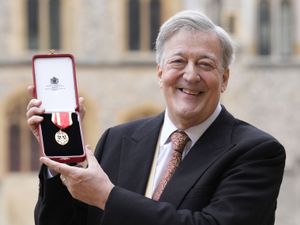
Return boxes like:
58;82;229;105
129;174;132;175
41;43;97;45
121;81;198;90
27;0;39;49
49;0;61;49
9;124;21;171
128;0;140;50
228;15;236;34
258;0;271;55
150;0;161;50
281;0;293;56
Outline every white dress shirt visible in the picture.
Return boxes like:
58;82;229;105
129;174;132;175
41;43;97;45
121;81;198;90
145;104;222;198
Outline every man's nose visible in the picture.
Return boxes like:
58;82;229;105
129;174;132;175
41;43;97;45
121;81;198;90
183;62;201;82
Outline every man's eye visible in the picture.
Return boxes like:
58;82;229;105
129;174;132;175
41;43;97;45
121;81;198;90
169;59;185;68
171;59;184;64
199;62;214;71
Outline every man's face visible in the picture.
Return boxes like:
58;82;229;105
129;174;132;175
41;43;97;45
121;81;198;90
157;29;229;129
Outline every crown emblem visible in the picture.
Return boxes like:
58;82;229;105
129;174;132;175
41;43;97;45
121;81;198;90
50;76;59;85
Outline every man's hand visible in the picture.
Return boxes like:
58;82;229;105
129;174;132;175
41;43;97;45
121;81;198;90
26;85;44;141
26;84;86;141
40;146;114;210
78;96;86;121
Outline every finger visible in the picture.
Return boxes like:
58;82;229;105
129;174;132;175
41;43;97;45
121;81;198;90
78;97;86;119
26;98;43;112
79;97;85;107
85;145;98;167
26;100;45;120
60;174;67;186
27;115;44;127
75;163;85;168
26;107;45;120
74;157;88;169
40;157;76;175
85;146;98;169
27;85;35;97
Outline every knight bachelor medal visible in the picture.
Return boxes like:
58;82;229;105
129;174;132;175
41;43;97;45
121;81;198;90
51;112;73;146
55;130;69;145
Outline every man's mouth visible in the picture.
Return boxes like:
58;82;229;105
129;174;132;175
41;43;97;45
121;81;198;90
180;88;202;96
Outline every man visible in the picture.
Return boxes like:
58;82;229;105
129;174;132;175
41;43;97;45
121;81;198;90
27;10;285;225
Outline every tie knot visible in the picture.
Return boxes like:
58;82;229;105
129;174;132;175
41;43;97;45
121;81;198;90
170;130;189;154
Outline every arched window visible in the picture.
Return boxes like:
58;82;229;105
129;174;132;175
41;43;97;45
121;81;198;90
27;0;61;50
258;0;271;55
9;115;21;171
127;0;161;51
280;0;293;56
7;95;40;172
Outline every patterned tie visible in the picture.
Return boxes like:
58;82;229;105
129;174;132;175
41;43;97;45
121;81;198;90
152;130;190;201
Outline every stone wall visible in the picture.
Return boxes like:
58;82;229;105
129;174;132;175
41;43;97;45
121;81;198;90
0;0;299;224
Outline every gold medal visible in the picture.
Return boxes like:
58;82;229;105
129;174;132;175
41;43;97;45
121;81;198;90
55;130;69;146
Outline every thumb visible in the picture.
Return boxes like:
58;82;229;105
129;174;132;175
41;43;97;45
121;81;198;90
85;145;99;168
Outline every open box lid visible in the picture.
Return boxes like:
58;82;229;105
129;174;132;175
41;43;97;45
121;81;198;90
32;54;79;112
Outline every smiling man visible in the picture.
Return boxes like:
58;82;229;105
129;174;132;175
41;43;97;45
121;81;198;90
157;27;229;130
27;10;285;225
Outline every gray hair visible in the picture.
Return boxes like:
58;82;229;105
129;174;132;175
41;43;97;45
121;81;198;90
155;10;235;68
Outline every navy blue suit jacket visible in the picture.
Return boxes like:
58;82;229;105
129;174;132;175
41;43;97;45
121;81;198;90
35;106;285;225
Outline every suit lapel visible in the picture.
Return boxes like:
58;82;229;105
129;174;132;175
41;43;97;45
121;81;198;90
117;113;164;195
159;108;236;207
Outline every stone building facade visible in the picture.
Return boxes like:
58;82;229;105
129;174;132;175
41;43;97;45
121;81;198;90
0;0;299;225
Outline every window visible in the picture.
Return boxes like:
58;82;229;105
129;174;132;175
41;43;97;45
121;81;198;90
280;0;293;56
128;0;141;50
27;0;39;50
256;0;295;58
27;0;61;50
227;15;236;34
127;0;161;51
149;0;161;50
9;121;21;171
7;96;40;172
258;0;271;55
49;0;61;49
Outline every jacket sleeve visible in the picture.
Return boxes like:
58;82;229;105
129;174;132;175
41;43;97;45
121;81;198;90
34;129;112;225
34;165;89;225
100;138;285;225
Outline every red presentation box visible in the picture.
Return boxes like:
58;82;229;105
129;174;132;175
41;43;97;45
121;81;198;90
32;54;86;163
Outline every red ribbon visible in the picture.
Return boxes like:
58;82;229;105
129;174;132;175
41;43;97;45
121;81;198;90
51;112;73;129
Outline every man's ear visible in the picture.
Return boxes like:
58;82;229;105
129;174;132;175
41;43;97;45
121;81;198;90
157;64;163;88
221;68;230;93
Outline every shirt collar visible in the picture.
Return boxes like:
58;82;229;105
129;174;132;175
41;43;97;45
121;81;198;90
160;103;222;147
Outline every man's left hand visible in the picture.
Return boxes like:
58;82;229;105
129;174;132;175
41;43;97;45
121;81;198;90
40;146;114;210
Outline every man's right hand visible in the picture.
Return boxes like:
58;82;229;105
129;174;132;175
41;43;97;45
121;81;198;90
26;85;86;142
26;85;45;142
